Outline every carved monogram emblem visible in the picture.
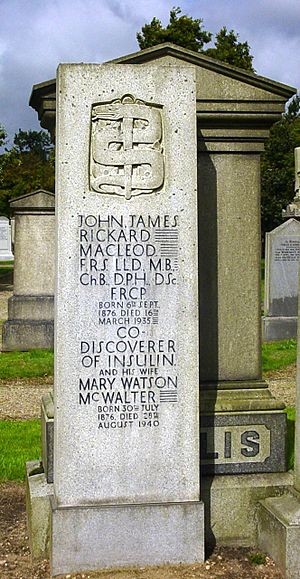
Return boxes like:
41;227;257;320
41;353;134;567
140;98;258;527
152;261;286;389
90;95;164;200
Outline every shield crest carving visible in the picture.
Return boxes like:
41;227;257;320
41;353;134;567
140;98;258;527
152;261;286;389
90;94;164;200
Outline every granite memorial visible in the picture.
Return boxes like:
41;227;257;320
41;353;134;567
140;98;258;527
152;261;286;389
50;62;204;576
0;216;13;261
263;218;300;341
26;44;297;565
2;190;55;351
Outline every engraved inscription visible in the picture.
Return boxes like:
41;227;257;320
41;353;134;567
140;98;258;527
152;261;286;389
200;425;271;464
90;95;164;200
78;213;179;431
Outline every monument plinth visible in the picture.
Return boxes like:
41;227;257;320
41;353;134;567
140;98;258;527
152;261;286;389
51;63;204;576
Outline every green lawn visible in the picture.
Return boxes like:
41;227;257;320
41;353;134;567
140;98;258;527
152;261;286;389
0;349;54;379
262;339;297;373
286;407;296;470
0;420;41;481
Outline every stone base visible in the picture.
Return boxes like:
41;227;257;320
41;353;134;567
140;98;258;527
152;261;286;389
0;251;14;261
205;471;293;547
201;380;287;474
26;461;293;562
2;319;54;351
25;461;53;560
7;294;54;320
262;316;298;341
50;498;205;577
258;492;300;578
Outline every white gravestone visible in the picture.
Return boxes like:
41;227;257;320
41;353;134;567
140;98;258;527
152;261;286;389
263;218;300;340
51;63;204;576
0;216;13;260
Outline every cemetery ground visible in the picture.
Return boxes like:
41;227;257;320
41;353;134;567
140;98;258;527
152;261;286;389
0;342;296;578
0;266;296;578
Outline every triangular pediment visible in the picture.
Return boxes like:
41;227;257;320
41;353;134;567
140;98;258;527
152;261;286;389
108;43;295;98
10;189;55;209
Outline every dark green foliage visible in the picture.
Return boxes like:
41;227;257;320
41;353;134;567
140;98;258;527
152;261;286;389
13;129;52;160
0;125;6;147
261;96;300;239
0;129;55;216
137;7;212;52
205;26;254;71
248;552;266;565
137;7;254;71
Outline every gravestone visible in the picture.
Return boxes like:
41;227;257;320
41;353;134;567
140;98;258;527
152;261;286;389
27;43;297;559
0;216;13;260
2;190;55;351
263;218;300;341
51;63;204;576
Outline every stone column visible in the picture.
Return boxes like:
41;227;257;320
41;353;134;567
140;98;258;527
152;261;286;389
2;189;55;351
198;107;286;474
51;62;204;576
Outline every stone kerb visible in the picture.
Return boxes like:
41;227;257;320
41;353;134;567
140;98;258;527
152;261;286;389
2;189;55;351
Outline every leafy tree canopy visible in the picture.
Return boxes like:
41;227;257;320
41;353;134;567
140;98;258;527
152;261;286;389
205;27;254;71
0;125;7;148
0;129;54;216
137;7;212;53
261;95;300;239
137;7;254;71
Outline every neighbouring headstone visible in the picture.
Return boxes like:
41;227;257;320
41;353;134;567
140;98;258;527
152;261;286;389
263;218;300;341
2;190;55;351
51;63;204;576
0;216;13;260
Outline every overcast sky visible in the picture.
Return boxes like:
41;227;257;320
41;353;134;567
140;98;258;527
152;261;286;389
1;0;300;149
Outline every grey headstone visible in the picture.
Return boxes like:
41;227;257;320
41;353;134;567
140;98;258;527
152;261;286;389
263;218;300;340
0;216;13;260
51;62;204;575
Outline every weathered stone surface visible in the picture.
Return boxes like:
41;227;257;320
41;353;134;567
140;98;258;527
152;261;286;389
0;216;13;260
263;218;300;341
258;493;300;578
51;500;204;576
2;190;55;351
205;471;293;547
2;320;54;351
25;461;53;560
26;467;293;561
201;412;286;475
41;393;54;483
52;62;203;574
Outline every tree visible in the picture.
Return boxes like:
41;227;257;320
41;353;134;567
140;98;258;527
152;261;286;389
0;129;55;216
13;129;52;160
137;7;212;53
261;96;300;239
205;27;254;71
0;125;6;148
137;7;254;71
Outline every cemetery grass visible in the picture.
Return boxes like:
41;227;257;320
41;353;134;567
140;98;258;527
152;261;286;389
0;348;53;379
0;420;40;481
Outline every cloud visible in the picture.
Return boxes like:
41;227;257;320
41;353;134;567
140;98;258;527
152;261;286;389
0;0;299;147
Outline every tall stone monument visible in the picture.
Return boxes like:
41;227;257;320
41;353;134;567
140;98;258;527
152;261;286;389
27;44;297;559
51;63;203;575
